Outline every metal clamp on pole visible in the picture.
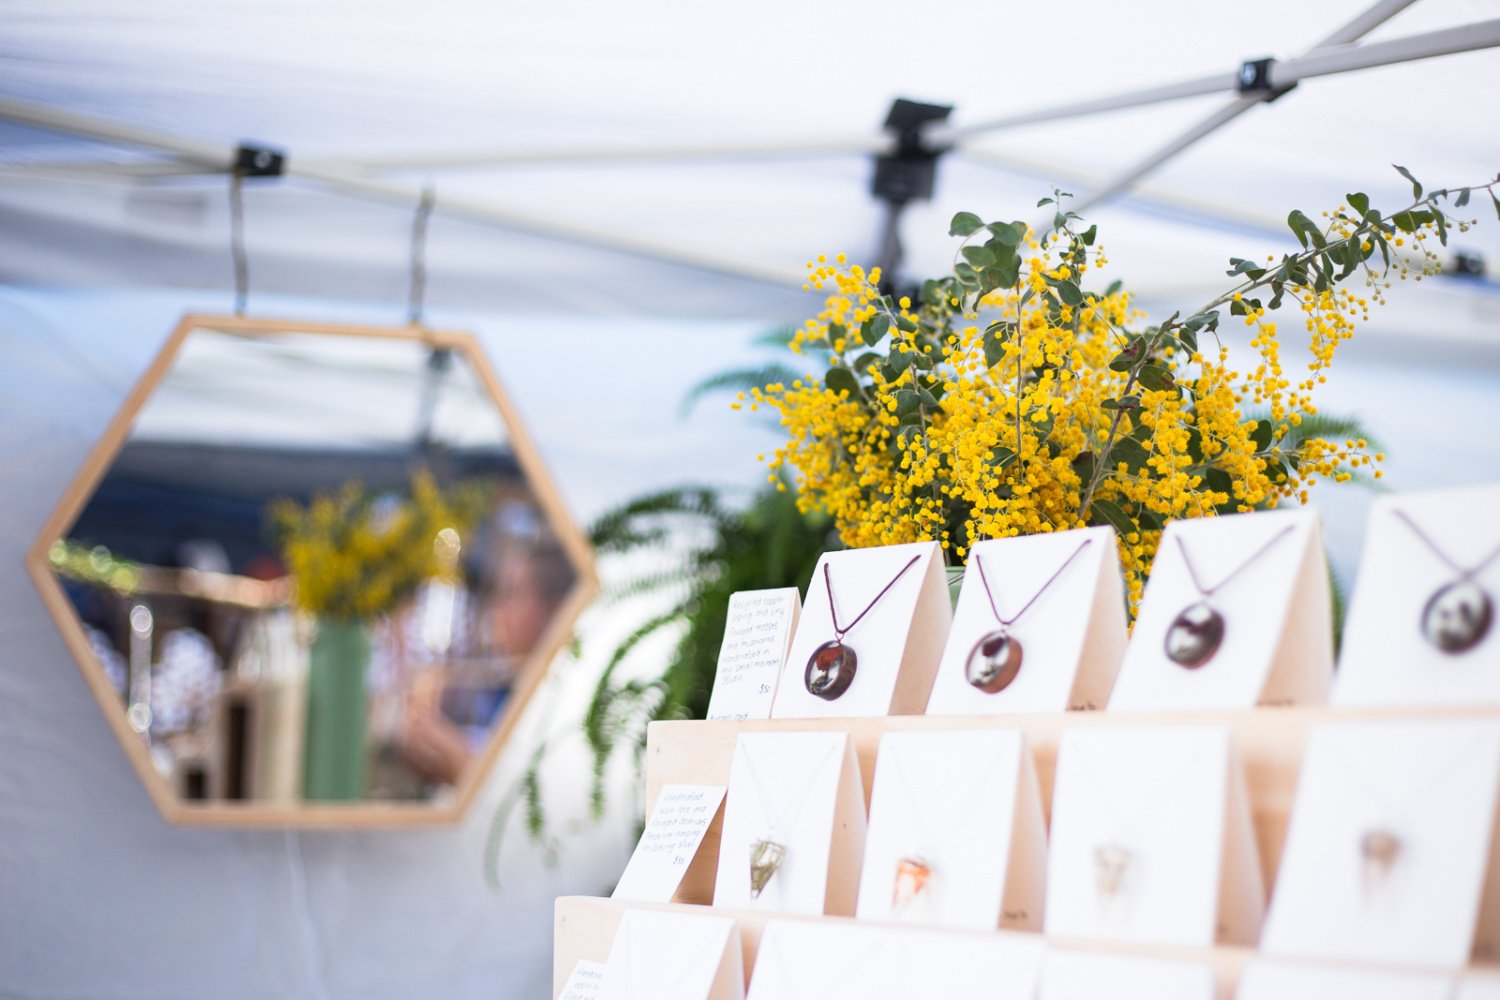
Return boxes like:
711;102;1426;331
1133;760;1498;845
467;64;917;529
870;98;953;293
234;143;286;177
1236;57;1298;102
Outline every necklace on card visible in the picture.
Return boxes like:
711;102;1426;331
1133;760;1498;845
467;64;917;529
619;920;720;1000
805;554;922;701
1070;744;1220;904
966;538;1094;694
1163;525;1296;669
882;746;1012;911
1391;509;1500;655
1317;730;1498;902
738;742;840;899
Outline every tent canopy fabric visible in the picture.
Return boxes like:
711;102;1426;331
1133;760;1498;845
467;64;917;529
1;0;1498;328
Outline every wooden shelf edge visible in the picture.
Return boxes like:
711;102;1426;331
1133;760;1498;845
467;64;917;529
554;895;1490;1000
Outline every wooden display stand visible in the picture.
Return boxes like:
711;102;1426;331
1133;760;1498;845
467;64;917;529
556;703;1500;999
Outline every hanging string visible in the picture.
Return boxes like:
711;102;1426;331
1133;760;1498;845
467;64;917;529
408;184;435;327
228;170;249;316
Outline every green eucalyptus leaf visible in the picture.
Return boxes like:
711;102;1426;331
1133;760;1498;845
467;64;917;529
1080;224;1097;246
1394;164;1422;200
853;351;882;373
895;389;921;416
962;245;996;268
824;366;859;396
988;445;1017;469
1088;498;1137;538
1137;363;1175;392
1346;192;1370;216
889;349;914;374
949;211;984;237
987;220;1026;246
1055;280;1084;306
992;250;1022;287
895;424;922;449
1108;337;1143;372
1455;188;1471;208
1250;419;1275;451
955;262;980;286
1101;395;1141;411
862;313;891;346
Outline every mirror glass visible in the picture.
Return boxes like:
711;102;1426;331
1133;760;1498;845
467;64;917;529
45;321;585;809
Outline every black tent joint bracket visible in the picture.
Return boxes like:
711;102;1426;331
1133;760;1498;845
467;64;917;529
871;98;954;207
234;143;287;178
1237;58;1297;103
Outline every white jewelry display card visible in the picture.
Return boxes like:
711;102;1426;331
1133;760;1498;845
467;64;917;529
597;908;743;1000
746;918;1045;1000
1335;484;1500;707
926;526;1127;715
612;784;726;903
1260;718;1500;968
855;730;1045;930
771;541;950;719
1235;959;1453;1000
1458;971;1500;1000
559;959;606;1000
1038;948;1215;1000
708;589;801;721
1109;508;1332;710
713;731;866;915
1043;725;1263;947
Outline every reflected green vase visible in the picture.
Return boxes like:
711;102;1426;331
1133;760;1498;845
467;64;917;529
303;619;370;801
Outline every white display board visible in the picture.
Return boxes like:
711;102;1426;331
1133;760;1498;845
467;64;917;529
1261;718;1500;968
1335;484;1500;707
1109;508;1331;710
597;908;743;1000
855;729;1046;930
1043;725;1263;947
1235;959;1454;1000
713;731;866;915
746;918;1045;1000
925;526;1127;715
772;541;950;719
707;588;801;721
1038;948;1215;1000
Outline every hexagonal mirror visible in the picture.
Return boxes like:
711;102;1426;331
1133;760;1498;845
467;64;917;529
26;315;594;826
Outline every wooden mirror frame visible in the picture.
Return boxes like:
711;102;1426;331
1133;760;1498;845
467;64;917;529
24;314;597;828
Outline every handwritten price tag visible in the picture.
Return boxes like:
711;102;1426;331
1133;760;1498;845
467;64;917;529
611;784;727;902
706;588;800;721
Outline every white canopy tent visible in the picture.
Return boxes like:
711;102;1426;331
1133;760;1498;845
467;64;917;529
1;0;1498;325
2;2;1499;997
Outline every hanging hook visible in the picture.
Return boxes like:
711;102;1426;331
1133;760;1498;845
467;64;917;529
228;169;249;317
408;183;435;328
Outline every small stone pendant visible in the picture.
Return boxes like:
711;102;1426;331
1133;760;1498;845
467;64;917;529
966;629;1023;693
805;639;858;700
748;838;786;899
1421;580;1493;654
1360;828;1401;896
1164;600;1225;669
1094;842;1133;899
892;856;932;910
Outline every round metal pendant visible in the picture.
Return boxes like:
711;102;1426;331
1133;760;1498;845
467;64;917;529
965;630;1024;693
805;639;857;700
1421;580;1493;654
1163;600;1225;669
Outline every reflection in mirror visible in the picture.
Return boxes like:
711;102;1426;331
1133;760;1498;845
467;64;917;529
48;323;579;807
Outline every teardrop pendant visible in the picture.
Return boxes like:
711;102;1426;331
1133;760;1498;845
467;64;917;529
891;856;932;910
748;838;785;899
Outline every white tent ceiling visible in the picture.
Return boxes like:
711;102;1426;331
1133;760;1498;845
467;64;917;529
1;0;1497;328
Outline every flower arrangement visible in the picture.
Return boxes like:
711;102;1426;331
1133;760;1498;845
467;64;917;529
269;469;491;621
743;168;1498;609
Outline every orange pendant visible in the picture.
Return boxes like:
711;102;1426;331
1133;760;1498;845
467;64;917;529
892;856;932;909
